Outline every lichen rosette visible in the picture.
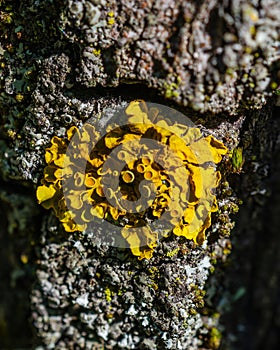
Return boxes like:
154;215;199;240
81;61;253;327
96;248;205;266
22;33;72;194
37;100;227;259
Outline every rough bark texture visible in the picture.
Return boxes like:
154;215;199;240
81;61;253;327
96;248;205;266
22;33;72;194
0;0;279;349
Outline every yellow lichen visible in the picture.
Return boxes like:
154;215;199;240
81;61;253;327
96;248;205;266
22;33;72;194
15;93;24;102
166;247;180;258
36;100;227;260
104;286;113;302
92;48;101;56
107;12;115;26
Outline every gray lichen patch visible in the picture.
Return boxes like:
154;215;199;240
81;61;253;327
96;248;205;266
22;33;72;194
0;50;127;183
58;0;279;114
31;215;235;349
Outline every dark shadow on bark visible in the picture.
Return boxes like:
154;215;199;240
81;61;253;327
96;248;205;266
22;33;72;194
219;104;280;350
0;182;42;349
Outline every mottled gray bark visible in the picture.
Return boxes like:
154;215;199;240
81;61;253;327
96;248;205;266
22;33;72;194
0;0;279;349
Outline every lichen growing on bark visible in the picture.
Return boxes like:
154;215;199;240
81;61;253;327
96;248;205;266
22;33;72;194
0;0;279;349
59;0;280;113
36;100;227;260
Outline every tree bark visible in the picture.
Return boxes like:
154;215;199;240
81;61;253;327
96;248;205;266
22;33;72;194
0;0;279;349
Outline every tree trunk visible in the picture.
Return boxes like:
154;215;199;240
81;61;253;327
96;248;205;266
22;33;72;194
0;0;279;349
